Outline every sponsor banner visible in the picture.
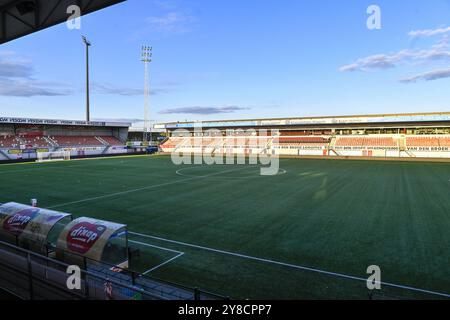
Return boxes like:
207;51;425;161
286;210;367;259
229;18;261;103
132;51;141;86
3;207;40;236
57;217;127;262
335;146;399;151
7;149;22;155
407;146;450;152
127;141;144;147
0;117;130;128
61;147;104;152
67;222;107;254
0;202;71;247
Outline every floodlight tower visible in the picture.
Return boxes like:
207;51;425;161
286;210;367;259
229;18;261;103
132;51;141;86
82;36;92;122
141;46;152;143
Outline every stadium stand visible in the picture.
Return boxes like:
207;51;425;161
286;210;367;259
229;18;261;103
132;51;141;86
277;137;330;146
50;136;105;147
439;137;450;147
280;131;332;136
3;113;450;161
0;118;130;161
406;137;440;147
0;135;22;148
160;136;274;152
99;136;124;145
161;134;450;155
19;136;53;148
335;137;397;147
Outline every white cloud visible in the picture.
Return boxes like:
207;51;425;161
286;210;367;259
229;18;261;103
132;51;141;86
0;78;72;97
91;83;142;96
91;82;172;96
340;27;450;84
160;106;250;115
340;28;450;74
399;68;450;83
0;52;72;97
339;53;404;72
339;46;450;72
147;12;194;33
0;53;33;78
409;26;450;38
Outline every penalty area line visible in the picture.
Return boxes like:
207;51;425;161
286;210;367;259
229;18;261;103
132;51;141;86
129;231;450;299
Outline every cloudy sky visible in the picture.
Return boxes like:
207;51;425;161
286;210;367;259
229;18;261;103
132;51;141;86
1;0;450;125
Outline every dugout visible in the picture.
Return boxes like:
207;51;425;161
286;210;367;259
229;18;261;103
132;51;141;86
56;217;129;269
0;202;72;255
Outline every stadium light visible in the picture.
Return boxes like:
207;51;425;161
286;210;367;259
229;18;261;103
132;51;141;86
141;46;152;143
82;36;92;122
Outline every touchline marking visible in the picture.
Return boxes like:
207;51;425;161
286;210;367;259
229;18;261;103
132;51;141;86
130;231;450;298
143;252;185;275
129;239;185;275
129;240;184;254
47;165;257;209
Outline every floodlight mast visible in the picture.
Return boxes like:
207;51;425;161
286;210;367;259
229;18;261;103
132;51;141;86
82;36;92;122
141;46;152;144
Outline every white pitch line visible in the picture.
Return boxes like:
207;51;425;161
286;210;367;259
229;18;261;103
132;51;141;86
47;165;257;209
129;239;184;254
143;252;185;275
129;239;185;275
130;231;450;298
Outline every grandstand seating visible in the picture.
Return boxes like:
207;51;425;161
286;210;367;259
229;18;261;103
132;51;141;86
335;137;397;147
438;137;450;147
14;135;126;148
99;136;123;145
406;137;439;147
160;137;186;150
273;137;330;148
0;135;22;148
19;136;52;148
201;138;225;147
50;136;104;147
160;134;450;156
280;132;308;136
277;137;330;144
160;136;273;151
280;131;332;136
404;136;450;147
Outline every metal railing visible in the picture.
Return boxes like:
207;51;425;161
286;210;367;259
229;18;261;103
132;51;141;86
0;240;226;300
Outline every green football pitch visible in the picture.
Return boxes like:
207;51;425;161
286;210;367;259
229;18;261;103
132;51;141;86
0;155;449;299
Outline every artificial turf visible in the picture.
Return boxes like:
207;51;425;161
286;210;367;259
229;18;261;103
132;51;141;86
0;155;449;299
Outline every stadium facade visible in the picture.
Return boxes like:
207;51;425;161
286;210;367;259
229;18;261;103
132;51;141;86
0;117;130;161
158;112;450;159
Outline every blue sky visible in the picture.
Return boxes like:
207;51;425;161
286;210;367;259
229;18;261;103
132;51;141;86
1;0;450;125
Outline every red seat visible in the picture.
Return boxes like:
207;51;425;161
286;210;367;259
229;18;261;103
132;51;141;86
406;137;439;147
52;136;103;147
336;137;396;147
99;136;124;145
